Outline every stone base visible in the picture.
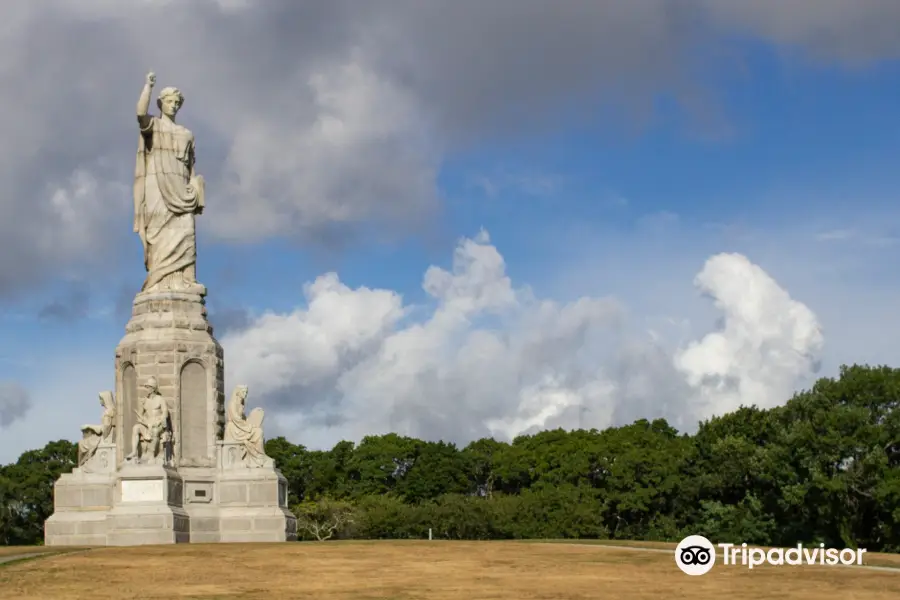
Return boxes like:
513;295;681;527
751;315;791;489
217;464;296;542
105;464;190;546
106;504;191;546
44;469;115;546
45;461;296;546
45;510;110;547
178;466;221;543
219;506;298;543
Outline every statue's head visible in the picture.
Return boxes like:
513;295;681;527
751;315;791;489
143;377;159;393
235;385;248;403
156;86;184;118
98;391;114;408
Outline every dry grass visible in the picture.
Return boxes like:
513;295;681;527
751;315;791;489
1;541;898;599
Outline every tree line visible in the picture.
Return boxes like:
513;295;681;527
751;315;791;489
3;364;900;549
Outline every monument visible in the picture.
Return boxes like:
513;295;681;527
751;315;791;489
44;72;297;545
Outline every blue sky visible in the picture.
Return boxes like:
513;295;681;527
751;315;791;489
2;2;900;462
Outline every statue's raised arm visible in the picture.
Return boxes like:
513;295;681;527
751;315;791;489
137;71;155;131
132;70;205;296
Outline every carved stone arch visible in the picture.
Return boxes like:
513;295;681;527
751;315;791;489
121;362;138;458
179;358;208;463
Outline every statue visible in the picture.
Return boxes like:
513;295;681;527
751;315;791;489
134;71;205;294
224;385;269;467
78;391;116;467
126;377;171;464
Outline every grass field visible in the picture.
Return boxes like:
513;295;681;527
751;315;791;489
1;541;899;599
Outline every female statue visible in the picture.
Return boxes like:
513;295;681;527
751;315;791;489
134;71;205;294
224;385;268;466
78;391;116;466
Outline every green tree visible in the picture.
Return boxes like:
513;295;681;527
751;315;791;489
3;440;77;545
775;365;900;549
0;469;25;545
346;434;420;498
354;495;423;539
308;440;356;500
425;494;494;540
593;419;692;540
293;497;356;541
499;484;607;539
461;437;505;497
686;406;785;541
264;437;308;504
695;493;777;545
396;441;470;503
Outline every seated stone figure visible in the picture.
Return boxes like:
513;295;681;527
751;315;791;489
79;391;116;467
224;385;270;467
126;377;170;463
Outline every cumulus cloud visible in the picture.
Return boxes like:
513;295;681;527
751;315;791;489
673;253;824;418
222;232;824;448
0;382;32;428
2;1;899;295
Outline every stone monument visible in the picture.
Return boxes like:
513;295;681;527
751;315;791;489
44;72;297;546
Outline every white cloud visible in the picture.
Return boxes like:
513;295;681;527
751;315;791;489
226;272;406;401
42;169;130;260
673;253;824;417
211;54;438;242
221;232;823;449
0;382;32;428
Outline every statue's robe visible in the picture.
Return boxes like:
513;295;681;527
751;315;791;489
225;397;266;464
134;115;204;291
78;393;116;465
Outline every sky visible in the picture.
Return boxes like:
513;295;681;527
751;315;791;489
2;0;900;462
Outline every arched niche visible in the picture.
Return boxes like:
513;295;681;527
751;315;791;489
121;364;137;457
179;360;208;463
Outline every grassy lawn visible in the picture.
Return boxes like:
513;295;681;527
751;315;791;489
1;540;899;599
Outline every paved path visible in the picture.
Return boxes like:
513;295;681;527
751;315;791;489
537;543;900;574
0;549;92;567
0;552;54;566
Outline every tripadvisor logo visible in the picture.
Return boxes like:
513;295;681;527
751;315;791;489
675;535;867;575
676;535;716;575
